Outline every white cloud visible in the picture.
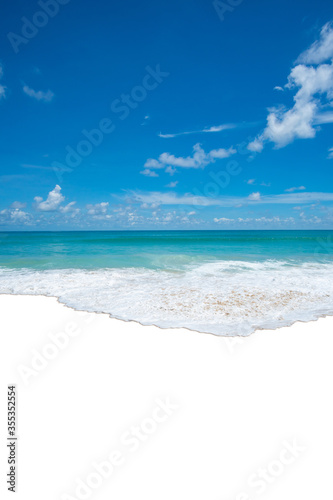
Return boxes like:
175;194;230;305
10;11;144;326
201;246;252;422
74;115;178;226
314;112;333;124
209;147;236;159
213;216;296;225
10;209;29;223
34;185;65;211
285;186;306;192
214;217;233;223
246;179;255;185
203;124;235;133
23;85;54;102
248;137;264;152
86;202;109;215
158;124;235;138
328;147;333;159
158;144;209;168
10;201;26;209
158;133;176;138
0;207;30;224
140;168;159;177
59;201;79;216
166;181;178;188
249;22;333;151
127;190;333;207
297;22;333;64
143;143;236;175
274;86;284;91
165;166;177;175
248;192;261;201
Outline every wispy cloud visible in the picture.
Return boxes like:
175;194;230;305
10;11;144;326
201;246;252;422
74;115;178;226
248;22;333;152
285;186;306;192
158;123;235;138
23;85;54;102
126;190;333;207
314;112;333;124
296;22;333;64
328;147;333;159
0;64;7;100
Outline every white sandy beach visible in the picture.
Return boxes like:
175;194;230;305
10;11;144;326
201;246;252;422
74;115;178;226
1;294;333;500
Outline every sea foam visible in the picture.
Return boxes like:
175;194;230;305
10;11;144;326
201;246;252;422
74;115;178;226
1;259;333;336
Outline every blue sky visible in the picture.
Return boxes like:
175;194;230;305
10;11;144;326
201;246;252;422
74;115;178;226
0;0;333;229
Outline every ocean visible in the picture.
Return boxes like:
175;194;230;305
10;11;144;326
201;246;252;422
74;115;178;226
0;230;332;336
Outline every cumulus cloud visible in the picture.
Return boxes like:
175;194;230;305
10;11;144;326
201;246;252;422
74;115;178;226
143;143;236;175
23;85;54;102
10;209;29;223
209;147;236;159
34;185;65;211
249;22;333;151
248;192;261;201
0;208;30;224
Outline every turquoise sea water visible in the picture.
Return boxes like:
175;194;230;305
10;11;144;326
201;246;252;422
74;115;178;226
0;230;332;269
0;230;333;335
